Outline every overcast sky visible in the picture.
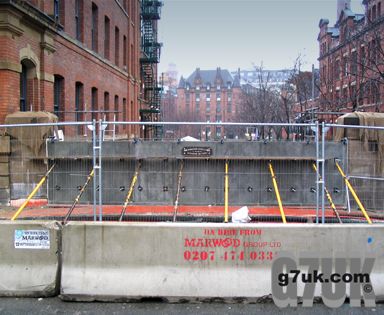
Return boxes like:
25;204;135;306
158;0;364;78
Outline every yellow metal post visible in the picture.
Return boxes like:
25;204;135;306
312;164;342;224
11;164;56;221
119;162;141;221
268;162;287;224
335;161;372;224
224;160;229;223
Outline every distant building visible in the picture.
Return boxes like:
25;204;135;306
177;67;242;139
318;0;384;113
231;69;293;91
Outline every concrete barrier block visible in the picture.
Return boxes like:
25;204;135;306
61;223;384;302
0;221;61;297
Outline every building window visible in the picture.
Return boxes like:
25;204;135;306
20;59;37;112
206;101;210;113
75;82;84;123
54;75;64;120
104;92;110;120
123;98;127;121
54;0;60;20
75;0;83;41
360;46;366;74
373;83;381;104
195;93;200;102
216;127;222;138
342;88;348;106
206;93;210;101
123;35;127;69
115;27;120;66
205;127;211;140
206;115;210;122
130;44;134;76
207;84;210;90
343;57;348;77
351;51;357;75
114;95;119;122
91;87;98;120
216;101;221;113
359;82;365;105
216;92;221;101
216;115;222;122
373;5;377;20
227;101;232;113
20;64;27;112
91;3;98;52
334;59;340;79
104;16;110;59
322;65;327;82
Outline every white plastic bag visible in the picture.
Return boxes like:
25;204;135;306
231;206;251;223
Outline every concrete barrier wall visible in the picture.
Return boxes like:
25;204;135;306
0;221;61;297
61;222;384;301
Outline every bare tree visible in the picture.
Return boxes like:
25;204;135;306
236;64;281;139
271;55;319;139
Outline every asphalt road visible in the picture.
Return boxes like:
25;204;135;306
0;298;383;315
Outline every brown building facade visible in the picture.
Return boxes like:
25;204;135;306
0;0;142;136
176;68;242;139
318;0;384;114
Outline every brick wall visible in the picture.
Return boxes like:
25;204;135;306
0;0;142;137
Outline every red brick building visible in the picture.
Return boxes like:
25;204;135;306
0;0;144;136
176;68;242;139
318;0;384;114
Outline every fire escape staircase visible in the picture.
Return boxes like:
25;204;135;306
140;0;163;139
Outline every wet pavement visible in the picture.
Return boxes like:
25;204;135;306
0;298;383;315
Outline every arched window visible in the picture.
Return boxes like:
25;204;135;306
20;59;37;112
20;64;27;111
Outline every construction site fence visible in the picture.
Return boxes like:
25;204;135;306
0;120;383;225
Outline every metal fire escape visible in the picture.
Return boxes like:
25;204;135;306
140;0;163;139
